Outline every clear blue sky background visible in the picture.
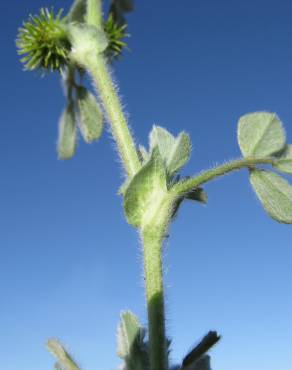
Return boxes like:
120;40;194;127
1;1;292;369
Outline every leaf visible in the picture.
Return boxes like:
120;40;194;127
274;145;292;174
250;170;292;223
57;103;77;160
238;112;286;158
124;148;169;228
167;132;191;175
149;126;191;176
149;125;175;158
117;311;148;370
117;311;142;359
47;340;81;370
76;86;103;143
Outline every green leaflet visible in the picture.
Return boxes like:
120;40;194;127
76;86;103;143
238;112;286;158
47;340;81;370
117;311;148;370
250;170;292;224
57;103;77;160
149;125;191;176
124;148;170;228
274;145;292;174
117;311;143;358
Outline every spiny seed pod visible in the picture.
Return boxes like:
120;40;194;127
76;86;104;143
104;14;128;60
57;102;77;159
16;8;71;72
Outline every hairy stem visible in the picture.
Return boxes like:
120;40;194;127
83;53;141;177
142;230;168;370
86;0;103;28
171;157;276;196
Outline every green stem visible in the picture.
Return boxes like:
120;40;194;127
171;157;276;196
142;230;168;370
83;0;141;176
86;0;103;28
83;53;141;177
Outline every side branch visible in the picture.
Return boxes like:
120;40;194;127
170;157;276;196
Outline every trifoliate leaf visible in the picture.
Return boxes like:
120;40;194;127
76;86;103;143
124;148;169;228
57;103;77;160
250;170;292;223
238;112;286;158
47;340;81;370
274;145;292;174
149;126;191;176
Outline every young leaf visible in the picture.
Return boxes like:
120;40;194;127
76;86;103;143
274;145;292;174
149;125;175;158
124;148;169;228
117;311;148;370
238;112;286;158
149;126;191;176
57;103;77;160
250;170;292;224
167;132;191;175
117;311;142;359
47;340;81;370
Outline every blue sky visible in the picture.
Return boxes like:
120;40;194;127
1;1;292;369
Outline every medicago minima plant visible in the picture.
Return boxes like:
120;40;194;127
16;1;292;370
